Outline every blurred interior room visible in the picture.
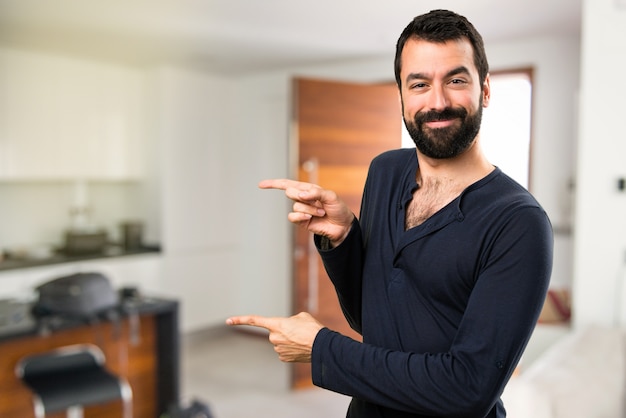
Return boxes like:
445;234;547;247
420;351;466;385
0;0;625;417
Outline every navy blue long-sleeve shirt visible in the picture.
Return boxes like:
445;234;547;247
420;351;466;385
311;149;553;418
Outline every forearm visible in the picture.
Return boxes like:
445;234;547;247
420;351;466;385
312;318;515;417
315;218;364;333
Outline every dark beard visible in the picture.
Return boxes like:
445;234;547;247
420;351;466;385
404;104;483;159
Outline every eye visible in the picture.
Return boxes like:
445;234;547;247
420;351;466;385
449;78;467;85
409;82;428;90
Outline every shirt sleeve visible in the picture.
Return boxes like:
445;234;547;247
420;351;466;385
311;206;553;417
314;217;364;334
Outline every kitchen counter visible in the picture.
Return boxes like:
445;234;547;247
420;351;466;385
0;296;180;417
0;245;161;272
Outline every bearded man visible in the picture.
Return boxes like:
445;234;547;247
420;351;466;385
228;9;553;418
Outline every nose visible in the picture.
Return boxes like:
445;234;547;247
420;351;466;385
427;84;450;110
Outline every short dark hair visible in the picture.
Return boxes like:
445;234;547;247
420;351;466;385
394;9;489;89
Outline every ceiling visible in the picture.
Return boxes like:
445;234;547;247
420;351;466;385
0;0;582;75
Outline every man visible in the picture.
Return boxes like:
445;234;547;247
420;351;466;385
227;9;552;418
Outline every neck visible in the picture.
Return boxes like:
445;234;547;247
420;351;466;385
415;137;494;187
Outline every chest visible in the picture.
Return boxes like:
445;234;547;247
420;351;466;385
405;181;465;230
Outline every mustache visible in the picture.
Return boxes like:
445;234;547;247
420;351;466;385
414;107;468;124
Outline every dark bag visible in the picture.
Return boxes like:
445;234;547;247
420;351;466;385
33;272;119;318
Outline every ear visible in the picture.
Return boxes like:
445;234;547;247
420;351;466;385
482;74;491;108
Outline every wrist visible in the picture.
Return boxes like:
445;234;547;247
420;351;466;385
330;215;355;247
316;217;355;250
330;229;350;248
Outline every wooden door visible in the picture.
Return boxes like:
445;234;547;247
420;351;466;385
291;77;402;388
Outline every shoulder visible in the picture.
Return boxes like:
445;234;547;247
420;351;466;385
370;148;415;167
364;148;416;189
469;169;552;231
472;169;541;207
368;148;416;177
498;172;544;210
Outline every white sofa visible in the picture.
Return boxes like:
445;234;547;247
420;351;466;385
502;325;625;418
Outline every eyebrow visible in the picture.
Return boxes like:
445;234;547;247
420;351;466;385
404;66;472;84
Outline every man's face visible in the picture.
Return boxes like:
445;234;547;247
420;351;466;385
399;38;490;159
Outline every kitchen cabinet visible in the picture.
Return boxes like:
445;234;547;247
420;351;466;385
0;49;146;180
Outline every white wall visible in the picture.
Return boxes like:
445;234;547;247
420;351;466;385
148;67;244;331
572;0;626;327
231;73;293;319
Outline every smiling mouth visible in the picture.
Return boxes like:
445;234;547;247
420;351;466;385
424;119;458;129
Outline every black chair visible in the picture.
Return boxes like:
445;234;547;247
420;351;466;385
15;344;133;418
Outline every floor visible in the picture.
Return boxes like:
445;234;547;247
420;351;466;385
180;327;351;418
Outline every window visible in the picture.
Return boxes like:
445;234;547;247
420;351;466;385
481;71;532;189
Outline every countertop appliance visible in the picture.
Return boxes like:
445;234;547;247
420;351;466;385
0;299;36;337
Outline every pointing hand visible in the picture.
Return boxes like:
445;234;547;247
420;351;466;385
226;312;324;363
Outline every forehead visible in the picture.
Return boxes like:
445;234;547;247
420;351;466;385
400;38;477;80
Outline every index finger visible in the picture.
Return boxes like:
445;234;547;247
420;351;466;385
259;179;332;205
226;315;279;331
258;178;312;191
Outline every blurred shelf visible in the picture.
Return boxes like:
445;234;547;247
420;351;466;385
0;245;161;272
